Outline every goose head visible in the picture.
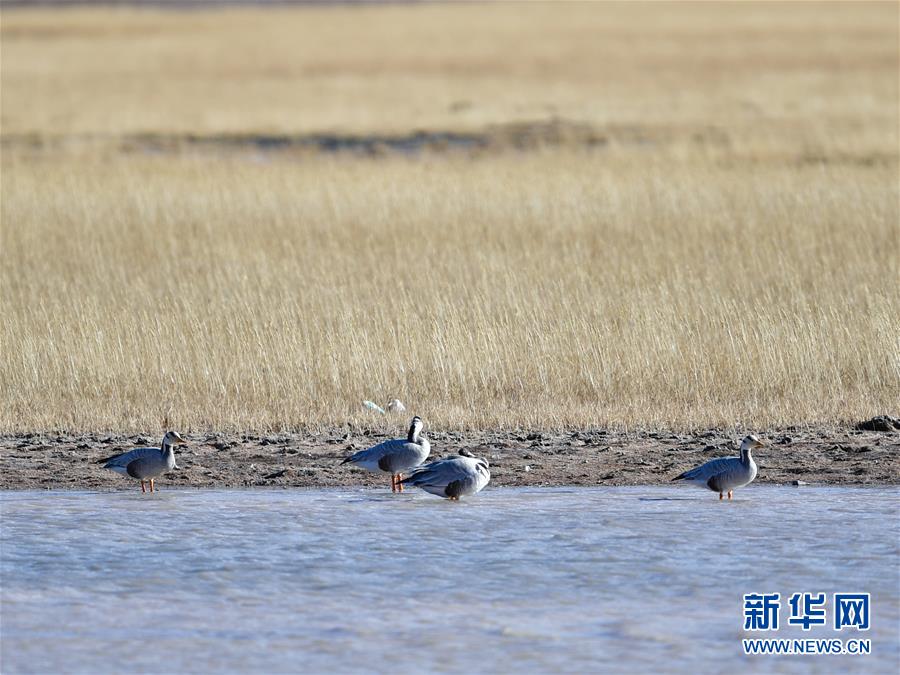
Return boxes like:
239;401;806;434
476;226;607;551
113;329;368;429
407;416;424;443
163;431;189;447
740;434;764;459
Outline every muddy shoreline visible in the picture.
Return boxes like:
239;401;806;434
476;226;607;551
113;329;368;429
1;424;898;491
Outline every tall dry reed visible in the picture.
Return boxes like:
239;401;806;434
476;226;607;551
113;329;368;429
2;149;896;432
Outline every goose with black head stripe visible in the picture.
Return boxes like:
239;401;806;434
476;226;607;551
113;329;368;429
672;434;764;500
341;416;431;492
400;449;491;500
99;431;188;493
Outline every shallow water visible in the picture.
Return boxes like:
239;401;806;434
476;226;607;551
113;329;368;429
1;486;898;674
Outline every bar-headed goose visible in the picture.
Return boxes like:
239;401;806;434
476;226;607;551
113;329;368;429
100;431;188;493
341;416;431;492
672;434;764;499
400;449;490;500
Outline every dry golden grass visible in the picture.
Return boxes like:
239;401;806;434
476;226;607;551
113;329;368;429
0;2;898;432
2;148;897;432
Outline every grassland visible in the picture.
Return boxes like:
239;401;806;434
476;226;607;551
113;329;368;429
1;2;898;433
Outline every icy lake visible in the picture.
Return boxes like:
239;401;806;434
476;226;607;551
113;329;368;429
1;486;898;673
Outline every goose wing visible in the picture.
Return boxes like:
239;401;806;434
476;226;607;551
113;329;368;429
403;456;490;498
342;438;415;471
673;456;740;483
100;446;162;470
403;456;477;488
382;439;430;472
705;460;757;492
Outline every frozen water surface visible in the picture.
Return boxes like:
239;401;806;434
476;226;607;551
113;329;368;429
1;486;898;673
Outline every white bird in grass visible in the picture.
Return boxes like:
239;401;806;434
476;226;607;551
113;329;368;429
400;449;491;500
341;416;430;492
387;399;406;413
100;431;188;493
672;434;764;500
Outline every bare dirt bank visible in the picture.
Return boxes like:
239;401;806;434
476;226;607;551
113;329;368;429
1;424;898;491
